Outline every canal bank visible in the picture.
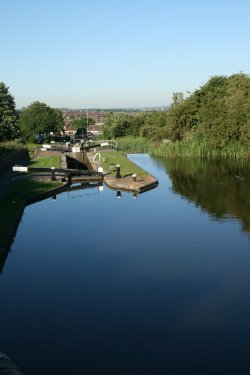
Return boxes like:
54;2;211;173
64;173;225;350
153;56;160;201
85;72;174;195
86;150;158;193
0;147;157;255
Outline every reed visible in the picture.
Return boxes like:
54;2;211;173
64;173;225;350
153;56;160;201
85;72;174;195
116;136;154;153
149;140;250;159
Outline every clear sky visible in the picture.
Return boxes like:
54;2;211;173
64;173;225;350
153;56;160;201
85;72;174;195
1;0;250;109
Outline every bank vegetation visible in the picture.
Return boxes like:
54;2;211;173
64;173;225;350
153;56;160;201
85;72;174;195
102;73;250;158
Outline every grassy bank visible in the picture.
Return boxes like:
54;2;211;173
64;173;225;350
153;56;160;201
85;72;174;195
0;179;61;249
99;150;148;177
0;141;26;160
29;155;61;168
112;136;249;159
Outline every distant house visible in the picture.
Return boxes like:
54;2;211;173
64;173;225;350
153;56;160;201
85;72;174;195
87;123;103;137
64;120;77;136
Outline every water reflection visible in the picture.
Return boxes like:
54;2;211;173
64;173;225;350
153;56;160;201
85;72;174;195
1;155;250;374
158;157;250;233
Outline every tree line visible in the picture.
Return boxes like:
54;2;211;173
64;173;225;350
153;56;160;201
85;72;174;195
1;73;249;153
102;73;250;148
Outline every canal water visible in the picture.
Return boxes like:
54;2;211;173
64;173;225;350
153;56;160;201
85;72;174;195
0;155;250;374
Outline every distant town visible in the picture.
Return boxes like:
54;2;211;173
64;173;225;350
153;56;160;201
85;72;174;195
61;106;168;138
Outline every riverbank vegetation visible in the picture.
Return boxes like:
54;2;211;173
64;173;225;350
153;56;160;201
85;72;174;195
102;73;250;158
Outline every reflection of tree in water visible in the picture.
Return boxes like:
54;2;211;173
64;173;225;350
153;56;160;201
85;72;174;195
163;158;250;233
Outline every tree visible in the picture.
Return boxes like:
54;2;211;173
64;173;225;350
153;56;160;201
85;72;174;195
19;101;64;141
0;82;19;141
170;92;184;108
71;117;94;131
53;109;64;133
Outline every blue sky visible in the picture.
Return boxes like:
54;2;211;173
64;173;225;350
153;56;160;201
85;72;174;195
1;0;250;109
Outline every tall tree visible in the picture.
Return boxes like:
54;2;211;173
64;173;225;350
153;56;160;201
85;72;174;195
0;82;18;141
19;101;64;141
170;92;184;108
53;109;65;133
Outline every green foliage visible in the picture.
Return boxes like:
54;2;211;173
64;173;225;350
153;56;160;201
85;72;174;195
19;102;64;141
71;117;95;131
0;82;19;141
166;73;250;147
0;179;61;247
163;157;250;231
116;136;154;153
170;92;185;108
149;139;250;158
102;111;168;141
0;140;25;160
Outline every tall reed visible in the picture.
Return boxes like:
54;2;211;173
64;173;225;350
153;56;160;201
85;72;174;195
149;139;250;159
116;136;154;153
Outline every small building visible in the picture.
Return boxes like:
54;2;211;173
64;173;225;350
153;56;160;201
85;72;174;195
87;123;103;137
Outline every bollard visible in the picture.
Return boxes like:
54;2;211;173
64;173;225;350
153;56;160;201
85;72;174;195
116;164;121;178
51;167;56;181
132;173;137;182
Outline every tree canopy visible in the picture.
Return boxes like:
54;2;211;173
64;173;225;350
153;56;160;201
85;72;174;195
19;101;64;141
0;82;19;141
71;117;95;131
102;73;250;148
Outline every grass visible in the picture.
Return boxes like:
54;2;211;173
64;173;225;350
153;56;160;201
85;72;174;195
0;179;61;249
0;150;62;249
99;150;148;177
116;136;154;153
29;155;61;168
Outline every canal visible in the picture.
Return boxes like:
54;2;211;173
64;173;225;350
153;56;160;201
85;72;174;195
0;154;250;374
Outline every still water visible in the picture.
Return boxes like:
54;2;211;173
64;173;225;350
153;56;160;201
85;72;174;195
1;155;250;374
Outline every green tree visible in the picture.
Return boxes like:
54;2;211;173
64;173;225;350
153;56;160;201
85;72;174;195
170;92;184;108
53;109;64;133
71;117;94;131
19;101;63;141
0;82;19;141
